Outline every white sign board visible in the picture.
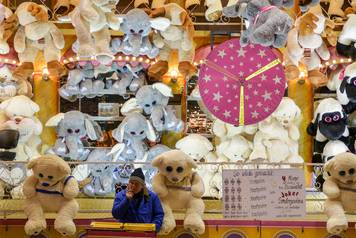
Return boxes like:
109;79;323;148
222;169;306;219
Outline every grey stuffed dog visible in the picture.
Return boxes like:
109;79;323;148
46;111;103;161
122;83;184;133
111;8;170;58
83;149;116;197
223;0;293;48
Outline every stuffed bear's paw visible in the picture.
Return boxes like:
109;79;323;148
54;219;76;236
327;217;348;235
249;148;267;161
25;219;46;236
184;214;205;235
95;53;114;65
158;216;176;235
148;61;169;80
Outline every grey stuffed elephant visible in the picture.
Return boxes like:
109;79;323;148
111;9;170;58
46;111;103;161
122;83;184;132
223;0;293;48
83;149;116;197
112;112;157;161
111;63;146;97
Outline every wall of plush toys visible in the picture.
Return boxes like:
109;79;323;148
0;0;355;237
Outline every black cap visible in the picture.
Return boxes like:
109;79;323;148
129;168;145;185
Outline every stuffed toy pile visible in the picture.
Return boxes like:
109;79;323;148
151;149;205;235
23;154;79;236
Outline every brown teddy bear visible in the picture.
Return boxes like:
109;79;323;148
323;152;356;235
23;154;79;236
151;149;205;235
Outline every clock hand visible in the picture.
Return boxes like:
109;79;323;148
205;60;242;82
239;85;245;126
245;59;281;81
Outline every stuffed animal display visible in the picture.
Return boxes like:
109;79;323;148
13;2;67;82
45;110;103;161
23;154;79;236
223;0;293;48
151;150;205;235
284;4;330;87
323;152;356;235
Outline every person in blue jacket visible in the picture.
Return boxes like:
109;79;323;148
112;168;164;232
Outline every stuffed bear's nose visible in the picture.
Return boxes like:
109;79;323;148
96;170;101;173
42;182;49;187
172;177;178;182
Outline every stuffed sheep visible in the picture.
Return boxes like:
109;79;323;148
307;98;350;163
148;3;196;80
250;97;303;164
23;154;79;236
284;4;330;87
176;134;221;198
111;8;170;58
0;95;42;161
45;111;103;161
67;0;120;64
13;2;67;82
122;83;184;133
323;152;356;235
223;0;293;48
152;150;205;235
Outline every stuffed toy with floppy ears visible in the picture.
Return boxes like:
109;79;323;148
0;2;17;55
111;8;170;58
336;14;356;60
12;2;67;82
46;111;103;161
323;152;356;235
147;3;197;80
223;0;293;48
65;0;120;65
23;154;79;236
307;98;350;163
284;4;331;87
121;83;184;133
151;150;205;235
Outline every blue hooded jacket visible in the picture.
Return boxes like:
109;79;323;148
112;189;164;232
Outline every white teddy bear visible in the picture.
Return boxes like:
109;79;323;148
213;118;257;142
249;97;304;165
175;134;221;198
0;95;42;162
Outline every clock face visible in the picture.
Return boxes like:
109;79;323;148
198;39;286;126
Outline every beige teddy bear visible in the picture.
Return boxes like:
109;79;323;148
323;152;356;235
151;149;205;235
23;154;79;236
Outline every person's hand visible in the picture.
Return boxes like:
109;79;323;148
126;184;134;199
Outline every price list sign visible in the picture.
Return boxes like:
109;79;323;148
223;169;306;219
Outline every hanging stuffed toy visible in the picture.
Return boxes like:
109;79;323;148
23;154;79;236
147;3;196;80
336;14;356;60
0;2;16;54
307;98;350;163
67;0;120;64
222;0;293;48
111;8;170;58
323;152;356;235
12;2;67;82
284;4;331;87
0;64;32;100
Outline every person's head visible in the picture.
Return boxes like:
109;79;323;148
128;168;145;194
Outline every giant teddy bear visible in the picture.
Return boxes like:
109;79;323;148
152;149;205;235
148;3;196;80
23;154;79;236
13;2;67;82
323;152;356;235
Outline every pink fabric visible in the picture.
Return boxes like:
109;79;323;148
198;39;286;125
253;6;276;25
339;68;345;81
